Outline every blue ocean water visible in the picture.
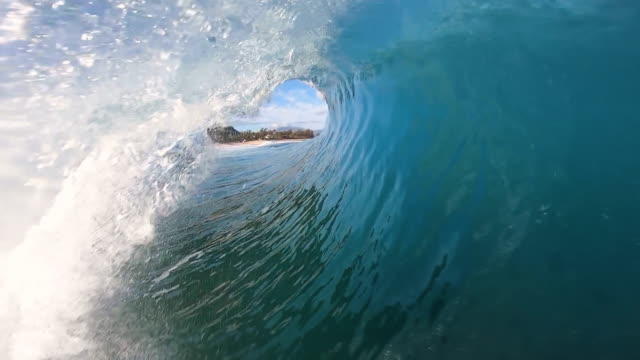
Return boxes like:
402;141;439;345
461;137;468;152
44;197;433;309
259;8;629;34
99;2;640;356
2;0;640;359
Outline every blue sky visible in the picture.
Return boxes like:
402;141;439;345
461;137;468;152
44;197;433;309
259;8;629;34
234;80;328;131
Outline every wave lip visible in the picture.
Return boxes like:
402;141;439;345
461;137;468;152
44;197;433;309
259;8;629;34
0;0;342;358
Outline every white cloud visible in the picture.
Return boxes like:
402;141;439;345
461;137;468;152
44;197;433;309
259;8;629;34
233;98;328;130
230;80;328;130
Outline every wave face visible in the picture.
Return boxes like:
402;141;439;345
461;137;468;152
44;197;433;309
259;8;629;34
2;0;640;359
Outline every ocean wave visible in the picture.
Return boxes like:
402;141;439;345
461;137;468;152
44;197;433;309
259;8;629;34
2;0;640;359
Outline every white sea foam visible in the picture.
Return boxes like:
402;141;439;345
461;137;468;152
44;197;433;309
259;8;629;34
0;108;217;359
0;0;345;357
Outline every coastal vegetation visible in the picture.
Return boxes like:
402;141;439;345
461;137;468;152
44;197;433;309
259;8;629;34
207;125;314;144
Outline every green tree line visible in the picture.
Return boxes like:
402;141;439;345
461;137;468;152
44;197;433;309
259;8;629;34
207;125;314;143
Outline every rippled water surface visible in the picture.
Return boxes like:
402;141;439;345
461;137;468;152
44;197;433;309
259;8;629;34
2;0;640;359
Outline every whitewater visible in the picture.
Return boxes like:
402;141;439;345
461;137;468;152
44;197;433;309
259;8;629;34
1;0;640;359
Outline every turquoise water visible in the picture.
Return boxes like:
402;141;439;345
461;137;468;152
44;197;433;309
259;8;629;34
3;0;640;359
93;2;640;358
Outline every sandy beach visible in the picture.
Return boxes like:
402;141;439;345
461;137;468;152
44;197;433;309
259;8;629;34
215;139;309;148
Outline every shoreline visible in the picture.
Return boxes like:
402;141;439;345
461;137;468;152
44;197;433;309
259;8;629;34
215;138;310;148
